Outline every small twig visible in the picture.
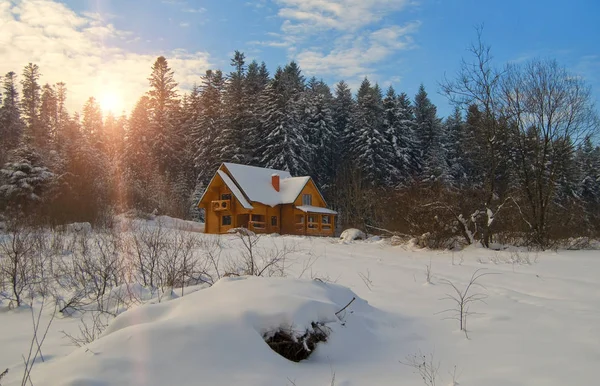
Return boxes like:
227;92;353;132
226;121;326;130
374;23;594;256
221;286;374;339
335;297;356;317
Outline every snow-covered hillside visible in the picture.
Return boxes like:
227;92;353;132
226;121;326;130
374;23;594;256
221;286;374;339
1;231;599;386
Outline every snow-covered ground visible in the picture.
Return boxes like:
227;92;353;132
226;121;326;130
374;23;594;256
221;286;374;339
1;230;599;386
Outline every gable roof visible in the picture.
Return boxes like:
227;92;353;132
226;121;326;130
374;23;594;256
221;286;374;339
222;163;312;207
217;170;253;210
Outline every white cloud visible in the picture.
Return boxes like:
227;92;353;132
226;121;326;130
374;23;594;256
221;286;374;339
179;22;190;27
0;0;212;114
264;0;420;85
275;0;413;34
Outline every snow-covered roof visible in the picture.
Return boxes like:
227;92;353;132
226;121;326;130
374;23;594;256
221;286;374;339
296;205;337;215
217;170;254;210
280;177;310;204
222;163;311;207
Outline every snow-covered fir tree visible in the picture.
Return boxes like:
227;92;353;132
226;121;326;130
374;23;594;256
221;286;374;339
300;77;336;188
193;70;226;184
348;78;399;186
414;84;448;183
257;63;310;176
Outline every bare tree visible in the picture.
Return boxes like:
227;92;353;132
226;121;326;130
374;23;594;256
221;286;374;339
500;58;599;247
440;25;511;247
438;268;495;338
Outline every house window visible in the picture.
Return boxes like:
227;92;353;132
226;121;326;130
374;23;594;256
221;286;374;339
322;215;330;224
308;215;318;229
222;215;232;226
302;194;312;206
221;193;232;201
271;216;278;226
295;215;304;224
251;214;263;222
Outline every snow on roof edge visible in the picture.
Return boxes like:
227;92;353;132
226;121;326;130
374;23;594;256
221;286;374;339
217;170;254;210
296;205;337;215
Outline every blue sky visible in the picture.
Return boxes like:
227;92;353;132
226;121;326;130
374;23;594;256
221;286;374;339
2;0;599;116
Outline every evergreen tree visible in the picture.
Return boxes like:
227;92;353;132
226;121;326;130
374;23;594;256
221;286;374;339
39;83;58;152
258;63;309;175
0;72;23;157
395;92;420;181
444;107;467;187
217;51;249;164
193;70;226;184
332;80;354;160
302;77;336;187
0;143;54;214
245;61;270;162
414;84;448;183
147;56;179;174
20;63;41;144
348;78;398;186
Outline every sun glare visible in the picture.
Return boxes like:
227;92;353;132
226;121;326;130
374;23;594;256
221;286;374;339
99;91;124;114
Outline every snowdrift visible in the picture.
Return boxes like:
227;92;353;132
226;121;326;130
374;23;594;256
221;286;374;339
33;277;377;386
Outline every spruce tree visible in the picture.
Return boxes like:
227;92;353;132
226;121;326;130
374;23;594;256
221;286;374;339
193;70;226;184
444;107;466;188
414;84;448;183
20;63;41;144
302;77;336;187
218;51;249;164
0;72;23;157
395;92;420;181
148;56;179;175
348;78;398;186
258;63;309;175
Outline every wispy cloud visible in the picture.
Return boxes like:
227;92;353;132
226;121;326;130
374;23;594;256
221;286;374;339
182;7;206;13
262;0;421;85
296;22;420;79
0;0;212;114
179;21;190;27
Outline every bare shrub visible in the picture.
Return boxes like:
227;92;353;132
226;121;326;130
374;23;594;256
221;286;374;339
438;269;495;338
62;311;111;347
425;258;433;284
127;222;167;288
400;350;440;386
156;230;199;295
0;222;38;307
232;231;297;277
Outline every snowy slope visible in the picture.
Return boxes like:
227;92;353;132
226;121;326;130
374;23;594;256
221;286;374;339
1;235;599;386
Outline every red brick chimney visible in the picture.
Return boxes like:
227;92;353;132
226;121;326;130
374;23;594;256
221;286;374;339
271;173;280;192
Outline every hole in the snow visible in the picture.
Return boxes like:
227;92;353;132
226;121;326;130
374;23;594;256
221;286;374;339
264;322;330;362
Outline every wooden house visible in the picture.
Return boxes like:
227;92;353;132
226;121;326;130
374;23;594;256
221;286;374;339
198;163;337;236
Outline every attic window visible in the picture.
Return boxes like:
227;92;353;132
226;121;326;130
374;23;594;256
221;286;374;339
302;194;312;206
221;193;232;201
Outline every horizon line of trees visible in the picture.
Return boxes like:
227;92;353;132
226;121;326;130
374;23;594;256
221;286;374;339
1;32;599;248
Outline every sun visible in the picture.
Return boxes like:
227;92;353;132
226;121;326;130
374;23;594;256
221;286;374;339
99;91;124;114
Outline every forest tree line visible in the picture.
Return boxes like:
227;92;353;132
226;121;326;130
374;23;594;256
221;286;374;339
0;35;599;248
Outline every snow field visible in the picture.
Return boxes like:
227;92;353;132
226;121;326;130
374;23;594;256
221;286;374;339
1;230;599;386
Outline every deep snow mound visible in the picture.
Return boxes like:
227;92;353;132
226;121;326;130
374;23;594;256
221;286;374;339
33;277;374;386
340;228;366;242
